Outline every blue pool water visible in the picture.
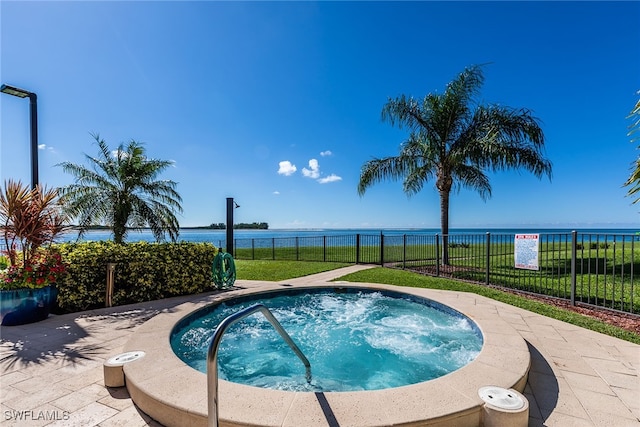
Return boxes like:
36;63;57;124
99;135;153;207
170;288;483;392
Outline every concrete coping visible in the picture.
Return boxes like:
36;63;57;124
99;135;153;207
121;282;531;427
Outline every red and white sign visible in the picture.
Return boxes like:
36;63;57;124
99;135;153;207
514;234;539;270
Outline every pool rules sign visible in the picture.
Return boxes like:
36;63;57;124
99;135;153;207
514;234;540;270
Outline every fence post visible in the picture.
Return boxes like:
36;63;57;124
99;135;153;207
296;236;299;261
403;234;407;269
272;238;275;260
380;232;384;266
485;232;491;286
356;234;361;264
571;230;577;306
323;236;327;262
435;234;440;277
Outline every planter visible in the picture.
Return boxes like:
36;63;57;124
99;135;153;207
0;285;58;326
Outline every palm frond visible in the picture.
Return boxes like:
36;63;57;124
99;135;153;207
451;164;491;200
624;91;640;204
358;156;415;196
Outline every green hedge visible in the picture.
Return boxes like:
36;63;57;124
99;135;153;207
55;241;218;313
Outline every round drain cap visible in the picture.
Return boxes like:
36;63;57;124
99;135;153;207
107;351;146;365
478;386;525;410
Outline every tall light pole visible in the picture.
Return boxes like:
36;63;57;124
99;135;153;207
1;84;38;189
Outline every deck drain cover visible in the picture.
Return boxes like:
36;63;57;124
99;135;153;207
478;386;525;410
107;351;146;365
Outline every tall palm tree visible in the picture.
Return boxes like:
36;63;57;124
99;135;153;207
58;134;183;244
358;65;552;264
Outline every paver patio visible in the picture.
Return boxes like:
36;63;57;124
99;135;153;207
1;265;638;426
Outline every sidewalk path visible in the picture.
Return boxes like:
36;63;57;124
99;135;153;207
1;265;638;426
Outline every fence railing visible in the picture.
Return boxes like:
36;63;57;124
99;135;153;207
232;231;638;315
2;231;636;315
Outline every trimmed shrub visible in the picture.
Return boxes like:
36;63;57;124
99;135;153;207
449;242;470;249
55;241;218;313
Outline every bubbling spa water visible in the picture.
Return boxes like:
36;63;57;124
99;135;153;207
170;289;483;392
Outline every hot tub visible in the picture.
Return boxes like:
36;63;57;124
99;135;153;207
121;282;530;427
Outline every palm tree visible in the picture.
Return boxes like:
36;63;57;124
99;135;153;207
58;134;183;244
624;91;639;205
358;65;552;264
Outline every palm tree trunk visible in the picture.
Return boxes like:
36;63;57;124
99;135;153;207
113;225;125;244
439;190;450;265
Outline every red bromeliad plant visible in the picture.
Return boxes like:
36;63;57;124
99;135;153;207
0;180;69;289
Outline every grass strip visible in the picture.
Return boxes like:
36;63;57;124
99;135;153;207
235;260;350;282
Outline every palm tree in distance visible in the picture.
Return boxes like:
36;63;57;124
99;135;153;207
58;134;183;244
358;65;552;265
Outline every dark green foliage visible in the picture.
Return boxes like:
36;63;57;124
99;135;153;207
234;222;269;230
206;222;268;230
55;241;217;313
448;242;470;249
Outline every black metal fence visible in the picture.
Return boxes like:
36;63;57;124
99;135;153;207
233;231;638;315
2;231;636;315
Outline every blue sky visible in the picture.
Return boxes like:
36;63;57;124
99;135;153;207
1;1;639;230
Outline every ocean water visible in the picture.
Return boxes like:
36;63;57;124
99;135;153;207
59;227;639;245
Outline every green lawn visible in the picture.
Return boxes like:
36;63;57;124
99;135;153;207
235;260;640;344
234;260;350;281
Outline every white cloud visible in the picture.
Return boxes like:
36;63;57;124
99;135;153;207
318;174;342;184
279;158;340;184
277;160;297;176
273;191;280;195
320;150;332;157
38;144;47;150
302;159;320;179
